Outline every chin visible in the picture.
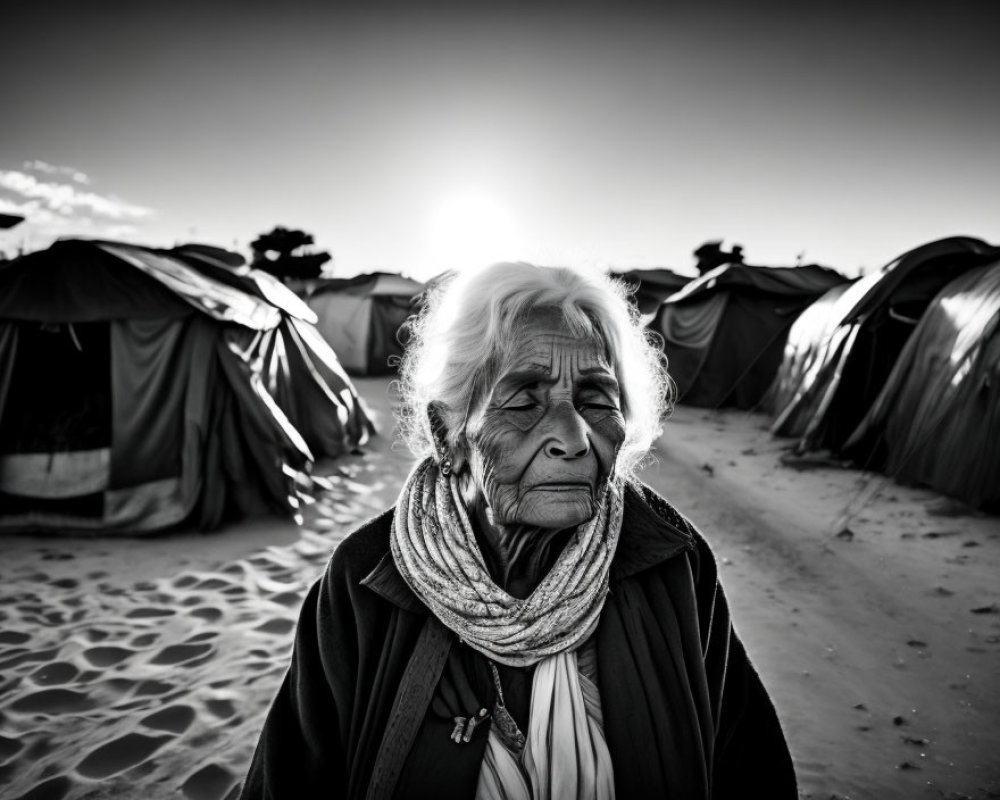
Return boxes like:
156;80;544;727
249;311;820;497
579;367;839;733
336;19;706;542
522;499;594;530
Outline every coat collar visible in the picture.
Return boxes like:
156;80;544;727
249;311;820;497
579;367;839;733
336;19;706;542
360;480;695;613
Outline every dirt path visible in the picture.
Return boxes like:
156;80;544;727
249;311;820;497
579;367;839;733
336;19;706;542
644;405;1000;800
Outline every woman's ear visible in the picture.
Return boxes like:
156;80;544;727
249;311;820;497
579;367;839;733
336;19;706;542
427;402;469;473
427;402;450;460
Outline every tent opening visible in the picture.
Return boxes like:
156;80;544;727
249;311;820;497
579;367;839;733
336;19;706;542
0;321;111;517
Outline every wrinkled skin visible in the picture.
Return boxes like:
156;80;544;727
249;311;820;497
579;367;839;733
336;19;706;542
452;312;626;596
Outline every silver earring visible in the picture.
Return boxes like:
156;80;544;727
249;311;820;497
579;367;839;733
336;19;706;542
441;457;453;476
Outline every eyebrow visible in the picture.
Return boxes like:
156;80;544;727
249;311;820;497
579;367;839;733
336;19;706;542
579;372;620;391
495;368;549;393
494;366;620;397
578;366;618;381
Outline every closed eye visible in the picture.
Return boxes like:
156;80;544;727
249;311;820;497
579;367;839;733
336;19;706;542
501;379;543;410
579;401;618;412
577;388;619;412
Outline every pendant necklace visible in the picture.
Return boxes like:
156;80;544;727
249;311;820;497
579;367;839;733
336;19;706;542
489;662;526;754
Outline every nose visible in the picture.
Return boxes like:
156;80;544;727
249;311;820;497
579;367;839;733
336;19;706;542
544;401;590;459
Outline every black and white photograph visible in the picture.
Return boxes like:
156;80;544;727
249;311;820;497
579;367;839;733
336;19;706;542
1;2;998;798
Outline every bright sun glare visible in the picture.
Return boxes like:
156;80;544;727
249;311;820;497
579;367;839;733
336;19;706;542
425;191;519;274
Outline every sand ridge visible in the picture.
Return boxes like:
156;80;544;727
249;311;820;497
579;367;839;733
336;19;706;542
1;527;332;798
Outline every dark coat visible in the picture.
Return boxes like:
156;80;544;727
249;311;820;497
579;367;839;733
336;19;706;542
240;482;797;799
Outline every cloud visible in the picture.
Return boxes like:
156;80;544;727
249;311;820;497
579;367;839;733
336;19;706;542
0;197;88;230
1;165;155;251
0;196;35;216
0;170;153;221
22;160;91;184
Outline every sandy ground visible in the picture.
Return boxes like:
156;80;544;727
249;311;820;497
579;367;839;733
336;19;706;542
1;375;997;800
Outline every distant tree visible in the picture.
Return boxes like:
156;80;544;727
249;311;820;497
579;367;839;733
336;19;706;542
693;240;746;275
250;226;331;281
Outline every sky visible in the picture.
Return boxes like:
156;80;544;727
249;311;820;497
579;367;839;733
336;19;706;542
2;0;998;280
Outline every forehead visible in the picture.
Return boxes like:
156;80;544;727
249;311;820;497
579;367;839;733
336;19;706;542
501;313;612;377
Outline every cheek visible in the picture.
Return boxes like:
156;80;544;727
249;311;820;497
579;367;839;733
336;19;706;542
471;413;541;483
588;413;627;468
468;449;522;522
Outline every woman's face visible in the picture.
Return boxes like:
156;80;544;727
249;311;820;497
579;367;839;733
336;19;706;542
463;312;626;530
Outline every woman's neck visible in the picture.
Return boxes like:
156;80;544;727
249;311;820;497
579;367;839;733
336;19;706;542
470;501;573;599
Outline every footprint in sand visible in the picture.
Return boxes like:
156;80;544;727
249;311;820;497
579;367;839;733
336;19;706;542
30;662;79;685
149;643;214;666
205;698;237;719
40;552;74;562
254;618;295;636
135;679;175;696
11;688;95;714
131;632;160;647
268;591;302;608
75;732;172;779
13;774;72;800
126;607;176;619
194;577;230;591
181;762;237;800
140;704;196;734
82;646;135;667
189;607;223;622
0;631;31;646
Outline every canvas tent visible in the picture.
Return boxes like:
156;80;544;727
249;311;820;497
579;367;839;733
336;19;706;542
307;272;424;375
841;260;1000;509
169;245;376;458
649;263;846;409
768;236;1000;454
0;239;370;534
609;268;692;319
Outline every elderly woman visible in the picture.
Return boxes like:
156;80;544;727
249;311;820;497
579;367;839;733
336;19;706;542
240;263;796;799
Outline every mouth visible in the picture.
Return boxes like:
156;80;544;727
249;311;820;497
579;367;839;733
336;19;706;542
531;482;592;492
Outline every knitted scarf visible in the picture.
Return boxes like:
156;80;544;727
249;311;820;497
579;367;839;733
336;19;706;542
390;457;624;668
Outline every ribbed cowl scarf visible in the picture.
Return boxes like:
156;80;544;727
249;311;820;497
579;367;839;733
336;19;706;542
390;456;624;668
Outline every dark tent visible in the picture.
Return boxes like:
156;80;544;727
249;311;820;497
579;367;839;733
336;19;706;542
768;236;1000;454
608;268;692;317
649;262;847;409
0;239;367;534
842;260;1000;509
307;272;424;376
762;279;866;432
168;245;376;457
